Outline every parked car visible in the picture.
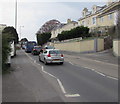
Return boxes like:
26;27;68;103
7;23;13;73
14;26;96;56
10;40;16;57
32;46;42;55
39;49;64;65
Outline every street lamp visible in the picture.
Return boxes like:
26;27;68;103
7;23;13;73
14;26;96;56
15;0;17;29
19;26;24;40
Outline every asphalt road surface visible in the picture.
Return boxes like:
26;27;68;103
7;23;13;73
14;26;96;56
3;49;118;102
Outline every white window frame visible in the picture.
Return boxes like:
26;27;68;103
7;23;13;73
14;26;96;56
108;14;113;20
100;17;104;22
92;17;96;25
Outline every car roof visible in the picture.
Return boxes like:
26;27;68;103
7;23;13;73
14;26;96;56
34;46;41;47
45;49;60;51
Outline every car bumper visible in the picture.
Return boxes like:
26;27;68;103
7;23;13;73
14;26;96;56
46;58;64;63
32;51;39;55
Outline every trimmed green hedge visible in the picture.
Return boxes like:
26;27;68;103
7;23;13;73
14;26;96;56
57;26;90;41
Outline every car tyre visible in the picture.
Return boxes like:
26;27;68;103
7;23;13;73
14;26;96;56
44;59;48;65
59;62;63;65
39;56;41;62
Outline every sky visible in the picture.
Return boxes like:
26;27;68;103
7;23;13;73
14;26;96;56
0;0;108;41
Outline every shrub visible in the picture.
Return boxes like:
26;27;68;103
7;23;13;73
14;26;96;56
2;26;18;72
36;32;51;46
57;26;89;41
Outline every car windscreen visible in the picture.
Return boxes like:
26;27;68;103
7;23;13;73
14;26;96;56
27;42;36;47
45;46;55;49
49;50;61;54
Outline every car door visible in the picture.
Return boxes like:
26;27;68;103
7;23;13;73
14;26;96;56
39;51;43;61
41;50;47;61
43;51;48;60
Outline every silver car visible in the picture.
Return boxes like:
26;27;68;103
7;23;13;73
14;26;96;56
39;49;64;65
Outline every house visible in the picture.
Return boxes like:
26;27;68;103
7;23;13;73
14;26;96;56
0;24;7;32
51;19;78;39
78;0;120;35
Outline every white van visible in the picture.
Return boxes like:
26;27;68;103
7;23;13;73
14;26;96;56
10;40;16;57
6;40;16;66
6;55;11;67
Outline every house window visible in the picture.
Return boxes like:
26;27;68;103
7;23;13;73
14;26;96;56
100;17;104;22
108;14;113;20
92;17;96;24
87;20;89;25
82;21;85;26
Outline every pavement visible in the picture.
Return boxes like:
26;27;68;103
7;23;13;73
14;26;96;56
2;50;64;102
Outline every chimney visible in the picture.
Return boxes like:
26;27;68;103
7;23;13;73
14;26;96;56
67;19;72;23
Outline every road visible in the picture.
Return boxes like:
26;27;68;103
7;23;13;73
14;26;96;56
3;49;118;102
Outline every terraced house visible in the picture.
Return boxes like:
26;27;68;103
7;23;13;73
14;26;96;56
51;19;78;39
78;0;120;35
51;0;120;40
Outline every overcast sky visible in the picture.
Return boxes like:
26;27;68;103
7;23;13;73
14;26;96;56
0;0;107;41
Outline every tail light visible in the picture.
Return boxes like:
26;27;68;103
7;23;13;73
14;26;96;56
47;54;51;57
61;54;64;57
33;49;36;51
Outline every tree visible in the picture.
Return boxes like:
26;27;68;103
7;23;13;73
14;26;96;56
2;32;11;71
2;26;19;44
20;38;28;42
36;32;51;46
2;26;18;71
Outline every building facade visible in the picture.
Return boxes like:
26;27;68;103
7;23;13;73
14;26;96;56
51;0;120;39
0;24;7;32
51;19;78;39
78;0;120;35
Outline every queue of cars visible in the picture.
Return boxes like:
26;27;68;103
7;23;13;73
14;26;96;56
25;44;64;65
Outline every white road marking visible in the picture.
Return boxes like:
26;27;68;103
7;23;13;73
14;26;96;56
68;62;106;77
41;66;56;78
34;60;36;63
57;79;66;94
24;51;117;81
91;69;95;71
41;65;80;97
82;66;95;71
65;94;80;97
78;57;118;67
24;51;117;98
24;52;34;61
106;76;118;80
67;61;118;80
94;71;106;77
69;62;74;65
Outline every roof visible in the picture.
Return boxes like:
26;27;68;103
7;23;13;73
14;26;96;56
34;46;41;47
52;23;66;31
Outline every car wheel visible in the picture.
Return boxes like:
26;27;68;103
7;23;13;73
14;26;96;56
44;59;48;65
39;56;41;62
